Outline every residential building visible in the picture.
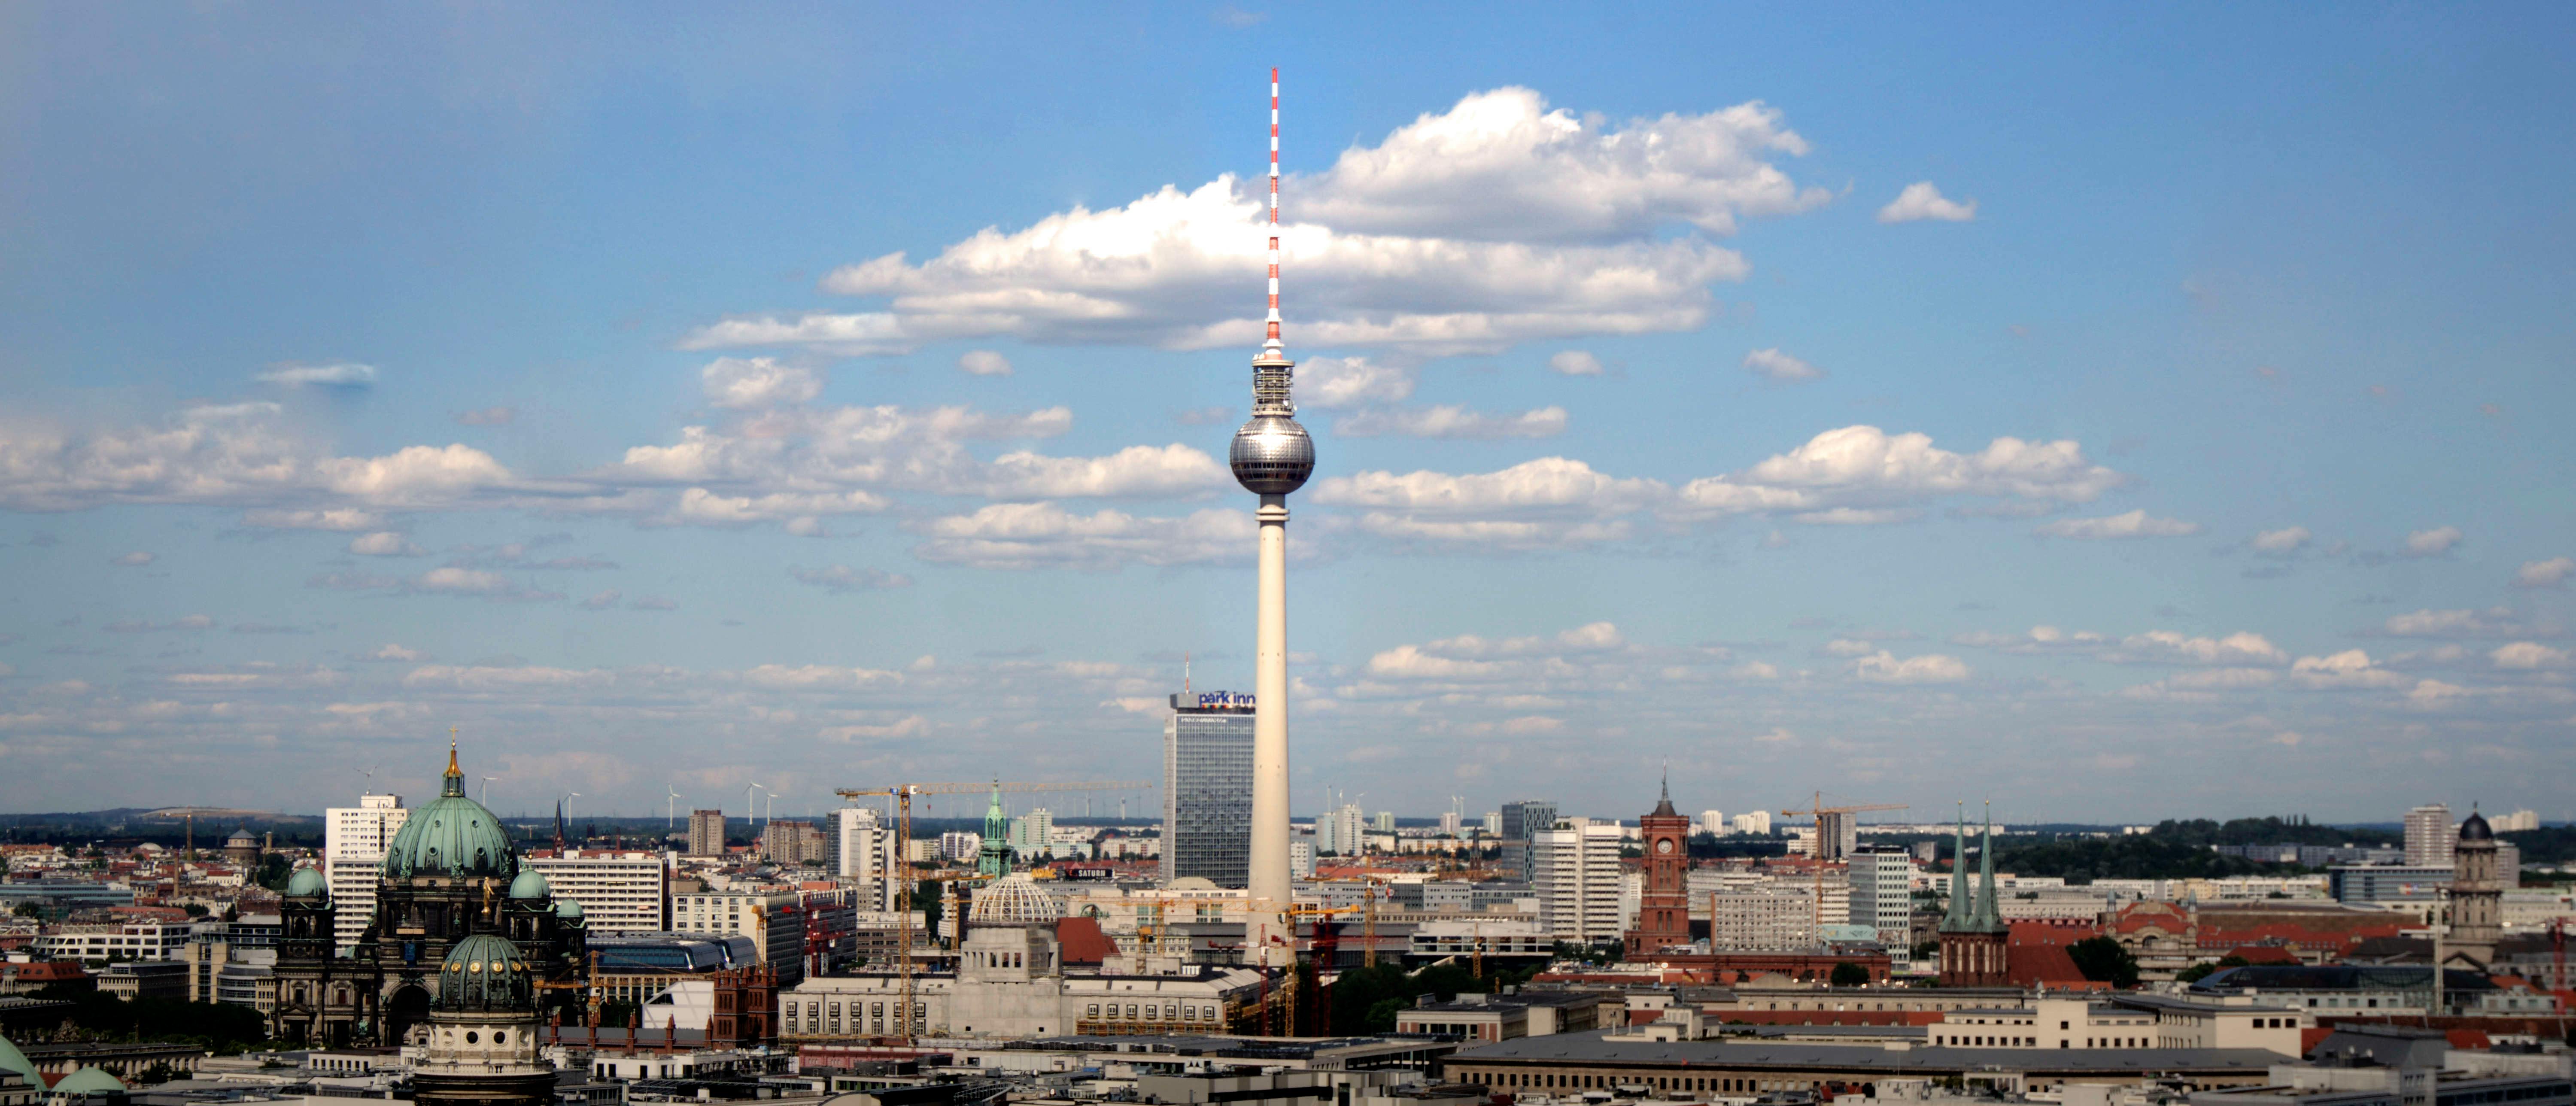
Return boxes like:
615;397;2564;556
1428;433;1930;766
323;793;408;954
759;820;826;867
1009;809;1056;859
669;887;854;985
687;809;727;858
1532;822;1623;944
1317;803;1367;857
1732;811;1772;836
1699;810;1727;837
2403;805;2453;868
521;849;669;934
34;919;192;963
826;807;900;910
1163;690;1254;888
938;831;982;863
2492;809;2541;833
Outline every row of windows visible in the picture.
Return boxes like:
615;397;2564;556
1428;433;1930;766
1084;1002;1218;1022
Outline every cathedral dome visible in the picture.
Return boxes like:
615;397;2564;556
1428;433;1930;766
51;1066;125;1095
436;933;534;1012
507;870;550;900
285;865;328;899
0;1035;42;1091
968;875;1057;926
2459;811;2493;841
382;747;516;880
555;898;584;921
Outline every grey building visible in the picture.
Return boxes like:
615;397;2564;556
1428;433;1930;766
2327;866;2453;905
1499;800;1558;885
1164;690;1255;888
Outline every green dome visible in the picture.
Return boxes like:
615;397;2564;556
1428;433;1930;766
554;898;584;920
284;866;328;899
380;748;516;880
435;933;533;1012
51;1066;125;1094
0;1036;40;1091
507;870;550;900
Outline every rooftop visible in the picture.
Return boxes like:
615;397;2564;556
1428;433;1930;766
1452;1030;2290;1073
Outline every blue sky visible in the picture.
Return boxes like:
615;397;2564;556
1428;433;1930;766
3;3;2572;824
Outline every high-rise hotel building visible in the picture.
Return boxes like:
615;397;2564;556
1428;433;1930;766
1163;690;1254;887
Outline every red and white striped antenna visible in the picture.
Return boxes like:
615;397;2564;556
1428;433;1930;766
1264;67;1284;355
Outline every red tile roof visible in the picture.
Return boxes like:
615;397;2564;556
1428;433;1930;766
1055;916;1118;966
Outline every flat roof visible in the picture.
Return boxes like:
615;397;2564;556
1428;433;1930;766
1450;1032;2286;1073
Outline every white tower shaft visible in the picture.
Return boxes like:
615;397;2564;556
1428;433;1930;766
1247;493;1292;966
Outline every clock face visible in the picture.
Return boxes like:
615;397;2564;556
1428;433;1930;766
1656;839;1674;854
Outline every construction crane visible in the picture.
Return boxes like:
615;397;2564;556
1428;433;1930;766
832;779;1149;1044
1779;793;1908;934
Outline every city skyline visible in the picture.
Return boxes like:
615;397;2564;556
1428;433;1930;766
3;5;2574;820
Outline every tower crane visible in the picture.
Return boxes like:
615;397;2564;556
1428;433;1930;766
1779;793;1908;934
832;778;1149;1044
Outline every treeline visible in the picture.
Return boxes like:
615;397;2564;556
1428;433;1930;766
1991;834;2288;883
2502;827;2576;866
2148;817;2398;848
26;984;270;1057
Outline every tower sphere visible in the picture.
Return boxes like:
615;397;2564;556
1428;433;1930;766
1230;415;1313;494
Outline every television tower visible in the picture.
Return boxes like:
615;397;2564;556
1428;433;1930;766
1231;67;1312;971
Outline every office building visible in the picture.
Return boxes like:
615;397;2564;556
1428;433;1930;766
1373;811;1396;833
1010;808;1055;859
827;807;900;910
1815;811;1860;863
1317;803;1366;857
760;819;826;866
1483;812;1503;836
1699;810;1727;837
939;830;982;863
1163;690;1254;888
1500;800;1558;884
520;849;668;934
1439;811;1463;836
2403;804;2454;868
2329;866;2454;905
1849;846;1916;966
1732;810;1772;836
324;793;408;954
687;809;727;857
670;886;855;986
1532;822;1623;944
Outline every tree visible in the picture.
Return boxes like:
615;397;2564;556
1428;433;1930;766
2066;936;2140;989
1830;963;1870;988
914;879;944;941
2176;954;2249;984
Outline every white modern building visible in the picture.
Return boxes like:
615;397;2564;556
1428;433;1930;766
825;807;899;910
1848;846;1917;966
1731;811;1772;836
1531;823;1624;944
1699;810;1728;837
323;793;408;953
521;850;668;934
2404;804;2455;868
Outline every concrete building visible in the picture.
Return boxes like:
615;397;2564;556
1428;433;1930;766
2403;805;2454;868
1849;846;1916;967
687;809;726;858
826;806;899;910
1009;808;1056;860
1443;1035;2286;1097
33;919;192;963
1699;810;1727;837
2492;809;2541;833
1395;990;1619;1042
323;793;408;954
1317;803;1367;857
520;849;668;934
1500;800;1558;885
759;819;825;866
1732;811;1772;836
2328;866;2453;905
1927;994;2309;1055
1164;690;1254;888
671;889;812;984
1532;822;1623;945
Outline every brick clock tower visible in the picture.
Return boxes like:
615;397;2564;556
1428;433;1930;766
1625;776;1694;959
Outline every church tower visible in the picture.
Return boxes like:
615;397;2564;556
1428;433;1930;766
1624;773;1694;959
2448;809;2501;969
1937;805;2009;986
413;934;553;1106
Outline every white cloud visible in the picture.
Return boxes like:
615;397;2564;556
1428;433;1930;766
2111;630;2288;667
2512;557;2574;589
1742;347;1825;382
788;565;915;593
2250;526;2312;554
1547;351;1604;377
1950;626;2111;654
1820;638;1877;657
256;362;377;387
2289;650;2408;689
242;508;388;531
1680;425;2124;519
1876;181;1978;224
1849;650;1970;684
2033;509;2200;540
956;350;1015;377
310;567;561;603
369;644;425;662
1334;405;1567;439
684;88;1826;359
700;357;823;410
1299;356;1416;410
908;503;1253;570
577;589;622;611
2405;526;2463;556
111;551;155;566
2490;642;2569;670
2382;607;2537;640
348;532;425;557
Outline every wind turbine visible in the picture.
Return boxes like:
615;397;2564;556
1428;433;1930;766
745;781;766;835
560;793;580;843
481;777;498;806
666;785;682;830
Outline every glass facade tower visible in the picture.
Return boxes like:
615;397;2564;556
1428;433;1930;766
1163;691;1255;887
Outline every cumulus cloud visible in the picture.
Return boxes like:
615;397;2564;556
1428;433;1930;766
683;88;1826;359
956;350;1014;377
1742;347;1825;382
1876;181;1978;224
0;404;526;514
368;644;425;662
2513;557;2574;589
242;508;387;532
1849;650;1970;684
1547;351;1604;377
1299;357;1416;410
2250;526;2312;555
2289;650;2408;689
907;504;1253;570
788;565;915;593
347;532;425;557
2381;607;2541;640
1334;405;1567;439
2109;630;2288;667
2404;526;2463;556
2033;509;2200;540
701;357;823;410
311;567;562;604
256;362;378;387
1949;626;2110;654
2490;641;2569;670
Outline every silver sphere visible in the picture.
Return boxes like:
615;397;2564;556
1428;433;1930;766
1230;415;1314;495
